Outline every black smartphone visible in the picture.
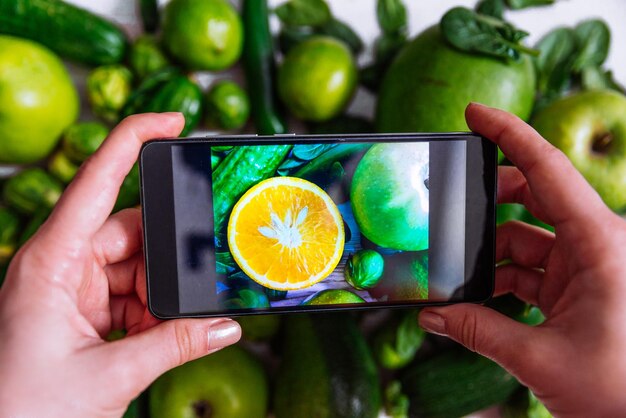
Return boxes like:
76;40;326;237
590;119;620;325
140;133;497;318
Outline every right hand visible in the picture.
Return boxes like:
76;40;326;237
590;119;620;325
418;103;626;417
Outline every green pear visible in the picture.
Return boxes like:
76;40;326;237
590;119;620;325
532;90;626;212
150;345;268;418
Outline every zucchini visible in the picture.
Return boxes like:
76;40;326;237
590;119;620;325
212;145;291;238
274;314;381;418
401;349;521;418
0;0;128;66
143;75;203;136
3;168;63;215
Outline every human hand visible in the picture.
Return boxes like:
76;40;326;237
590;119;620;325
418;103;626;416
0;113;241;418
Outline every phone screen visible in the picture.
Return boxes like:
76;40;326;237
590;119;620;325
141;134;496;317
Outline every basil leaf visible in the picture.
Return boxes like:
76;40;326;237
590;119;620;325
318;18;364;55
476;0;505;19
292;143;337;160
275;0;332;27
506;0;555;9
581;66;625;93
534;27;577;95
377;0;408;35
440;7;538;61
572;19;611;72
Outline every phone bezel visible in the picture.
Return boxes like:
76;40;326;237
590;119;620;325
140;132;497;318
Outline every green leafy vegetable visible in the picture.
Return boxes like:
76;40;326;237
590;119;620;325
440;7;538;61
476;0;505;19
572;19;610;72
581;66;625;93
506;0;555;9
376;0;408;35
534;27;577;95
384;381;410;418
275;0;331;27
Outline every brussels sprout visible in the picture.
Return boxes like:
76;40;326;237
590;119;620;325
48;151;80;184
224;288;270;310
129;35;171;80
62;122;109;163
372;309;425;369
205;80;250;130
3;168;63;215
0;207;21;264
87;65;133;123
113;163;140;212
345;249;384;290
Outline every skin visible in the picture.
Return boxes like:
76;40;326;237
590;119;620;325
419;103;626;417
0;113;241;418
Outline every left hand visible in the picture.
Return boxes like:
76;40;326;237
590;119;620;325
0;113;241;418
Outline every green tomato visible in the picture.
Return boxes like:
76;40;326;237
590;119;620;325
87;65;133;123
345;249;384;290
129;35;170;80
62;122;109;163
205;80;250;130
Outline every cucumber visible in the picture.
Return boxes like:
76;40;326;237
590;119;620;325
143;75;203;136
0;0;128;66
401;349;521;418
274;313;381;418
212;145;291;238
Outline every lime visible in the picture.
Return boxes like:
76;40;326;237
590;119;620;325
351;142;429;251
278;36;357;121
162;0;243;71
302;289;365;305
205;80;250;130
0;36;79;164
376;26;535;142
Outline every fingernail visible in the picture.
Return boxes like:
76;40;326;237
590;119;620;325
419;311;447;336
208;320;241;350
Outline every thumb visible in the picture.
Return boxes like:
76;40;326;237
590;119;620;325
106;318;241;394
419;304;536;373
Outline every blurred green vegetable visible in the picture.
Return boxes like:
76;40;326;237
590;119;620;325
3;168;62;215
62;122;109;163
129;35;170;80
140;0;159;33
477;0;505;19
534;27;577;97
384;381;409;418
113;163;140;212
122;66;180;118
205;80;250;130
318;18;364;54
143;75;203;136
18;207;51;247
503;387;553;418
506;0;555;9
572;19;610;72
87;65;133;123
581;66;625;93
497;203;526;225
440;7;538;61
0;207;20;265
345;249;384;290
237;314;281;341
275;0;331;27
224;288;270;310
48;151;79;184
372;309;424;369
377;0;408;35
243;0;288;135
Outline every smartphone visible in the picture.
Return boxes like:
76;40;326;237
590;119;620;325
140;133;497;318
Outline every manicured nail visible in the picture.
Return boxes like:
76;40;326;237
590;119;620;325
208;320;241;350
419;311;447;336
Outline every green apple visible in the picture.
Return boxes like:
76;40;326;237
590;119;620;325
532;90;626;212
376;25;535;161
150;345;268;418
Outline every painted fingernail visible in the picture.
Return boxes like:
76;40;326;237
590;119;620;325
419;311;447;336
208;321;241;350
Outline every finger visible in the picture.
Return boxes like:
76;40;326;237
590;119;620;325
495;264;543;306
110;294;145;332
93;208;143;267
497;221;554;268
497;166;550;222
466;103;607;226
106;318;241;394
104;252;143;296
419;305;540;376
45;113;184;241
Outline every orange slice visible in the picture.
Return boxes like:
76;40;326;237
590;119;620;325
227;176;344;291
